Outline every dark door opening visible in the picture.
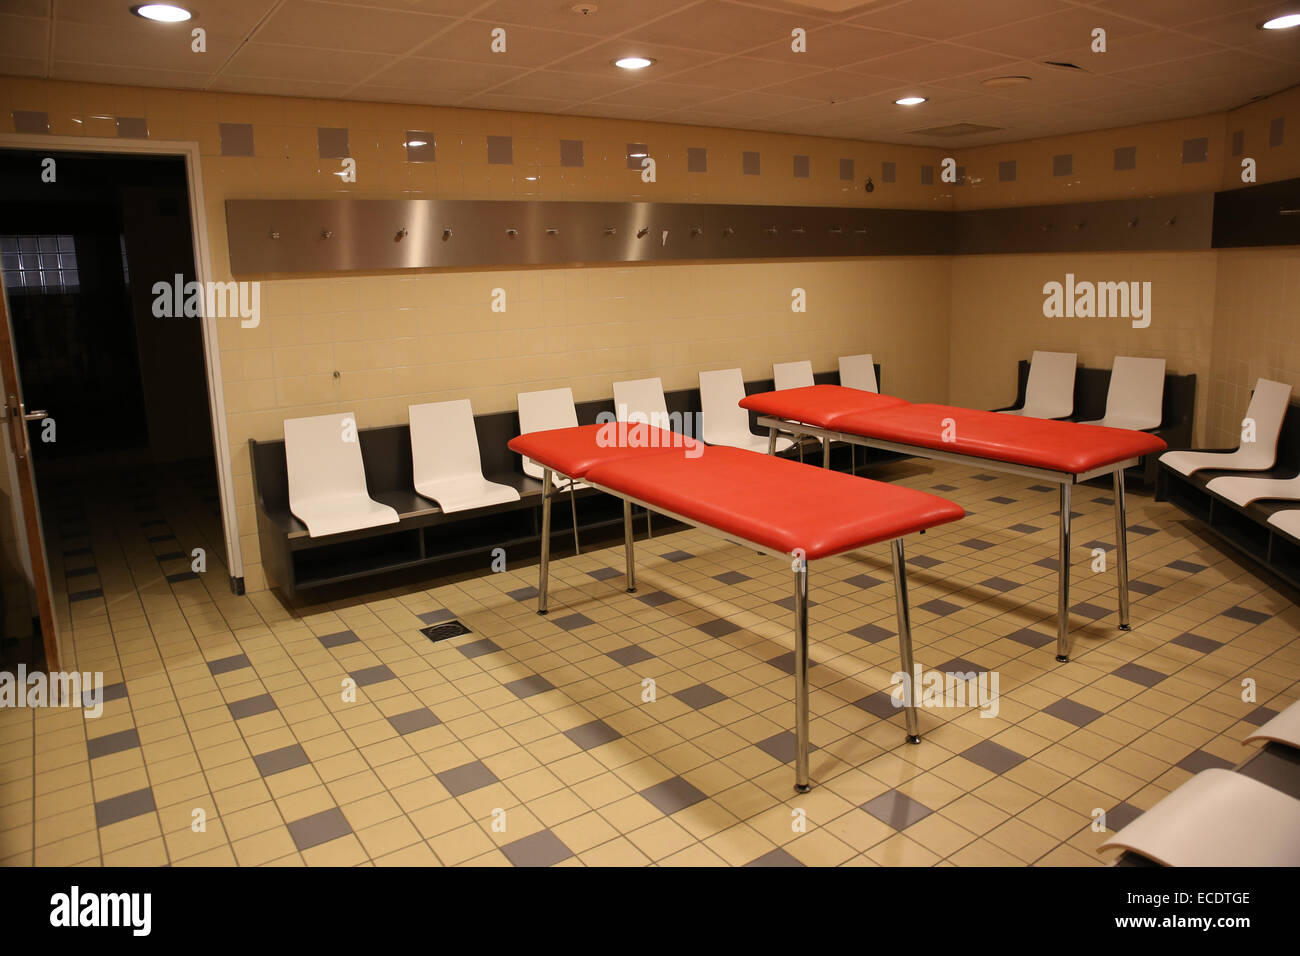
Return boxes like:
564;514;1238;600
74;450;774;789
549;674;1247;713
0;149;225;651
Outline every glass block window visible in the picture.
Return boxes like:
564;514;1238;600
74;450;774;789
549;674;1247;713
1;235;79;293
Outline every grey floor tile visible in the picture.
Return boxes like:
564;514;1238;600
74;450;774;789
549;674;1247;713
675;683;727;709
457;638;502;659
207;654;251;675
607;645;655;666
228;693;277;719
844;573;884;589
563;719;622;751
746;848;804;867
318;630;359;648
87;728;140;760
1070;601;1110;620
95;787;156;828
959;538;995;550
552;612;596;631
1223;605;1270;625
254;744;311;777
755;731;817;764
587;567;622;581
436;760;500;797
1168;559;1205;573
988;496;1017;505
908;554;942;569
660;550;694;562
388;708;441;735
507;586;539;601
505;674;556;698
1177;750;1234;773
713;570;750;585
636;591;676;607
852;691;901;720
849;623;891;643
979;576;1019;593
1104;801;1144;832
1044;698;1104;727
1112;662;1166;687
918;598;960;616
287;807;352;851
698;618;741;637
639;775;707;815
501;829;574;867
1009;523;1042;534
349;664;397;687
418;609;457;625
961;739;1026;775
861;790;932;830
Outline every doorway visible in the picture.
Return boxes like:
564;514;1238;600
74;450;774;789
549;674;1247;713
0;148;226;665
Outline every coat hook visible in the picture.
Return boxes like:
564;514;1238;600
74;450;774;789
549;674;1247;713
1128;218;1139;228
1074;220;1086;230
545;227;559;236
1166;216;1177;226
721;226;735;237
442;228;453;241
604;225;617;235
853;227;867;236
506;228;519;238
1042;223;1054;231
394;227;408;242
269;230;280;240
636;227;649;239
763;225;778;236
792;226;806;235
829;226;843;236
320;229;333;239
690;225;702;238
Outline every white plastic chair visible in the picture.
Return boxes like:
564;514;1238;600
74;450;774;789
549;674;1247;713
773;360;815;391
409;399;520;514
773;360;822;462
1205;472;1300;508
1098;769;1300;866
1244;698;1300;749
698;368;793;454
1161;379;1292;476
999;350;1076;420
1268;509;1300;541
612;377;671;428
517;387;584;552
1079;356;1165;430
838;354;878;393
284;412;399;538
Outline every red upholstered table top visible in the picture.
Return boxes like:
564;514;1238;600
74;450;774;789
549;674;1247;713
837;403;1168;474
585;445;964;560
738;385;909;430
509;423;704;479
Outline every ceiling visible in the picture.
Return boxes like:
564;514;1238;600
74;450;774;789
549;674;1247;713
1;0;1298;146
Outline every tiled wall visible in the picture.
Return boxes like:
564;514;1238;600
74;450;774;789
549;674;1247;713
1207;247;1300;447
0;74;1298;592
947;251;1219;446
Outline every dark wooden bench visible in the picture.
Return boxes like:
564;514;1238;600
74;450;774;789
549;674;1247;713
1157;396;1300;591
250;364;881;599
999;359;1197;484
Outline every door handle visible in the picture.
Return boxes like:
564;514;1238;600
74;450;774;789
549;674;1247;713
23;409;47;421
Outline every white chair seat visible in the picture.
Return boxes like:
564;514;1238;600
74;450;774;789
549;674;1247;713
292;496;399;538
1205;474;1300;507
699;367;794;453
284;412;399;538
1000;350;1076;420
1098;769;1300;866
415;476;521;514
1079;356;1165;430
1161;379;1292;476
1267;509;1300;540
1245;698;1300;749
838;353;878;393
410;399;521;514
517;387;590;488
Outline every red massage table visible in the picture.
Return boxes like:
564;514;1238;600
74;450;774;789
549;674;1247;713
508;422;965;792
739;385;1167;661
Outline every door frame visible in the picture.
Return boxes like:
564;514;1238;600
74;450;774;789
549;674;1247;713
0;133;242;584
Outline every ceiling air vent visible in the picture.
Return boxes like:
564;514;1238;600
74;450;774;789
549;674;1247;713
909;123;1004;137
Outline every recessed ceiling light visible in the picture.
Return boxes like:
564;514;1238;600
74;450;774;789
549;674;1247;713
1260;13;1300;29
613;56;655;70
131;4;193;22
404;139;427;148
981;75;1031;88
894;96;927;106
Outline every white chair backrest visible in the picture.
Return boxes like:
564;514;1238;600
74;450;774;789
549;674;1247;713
1240;378;1293;464
773;360;815;391
1106;356;1166;427
838;354;877;393
698;368;753;445
284;412;371;507
1023;350;1077;417
517;387;579;480
409;399;483;485
613;377;669;427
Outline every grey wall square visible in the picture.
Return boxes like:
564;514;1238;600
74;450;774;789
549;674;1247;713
998;159;1016;182
687;146;707;173
559;139;583;167
487;135;513;164
404;130;434;163
1181;136;1208;163
318;127;349;159
1231;130;1244;156
626;142;648;170
793;154;809;178
1269;117;1284;147
1114;145;1137;170
1052;153;1072;176
881;160;895;183
219;122;254;157
839;158;854;181
116;116;148;139
742;150;760;175
920;163;934;185
12;110;49;134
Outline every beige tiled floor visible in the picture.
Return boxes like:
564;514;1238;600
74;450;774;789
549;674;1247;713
1;459;1296;866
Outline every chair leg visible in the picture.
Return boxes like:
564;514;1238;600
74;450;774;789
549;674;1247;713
568;480;580;556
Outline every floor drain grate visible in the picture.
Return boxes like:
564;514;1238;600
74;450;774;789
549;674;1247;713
421;620;472;643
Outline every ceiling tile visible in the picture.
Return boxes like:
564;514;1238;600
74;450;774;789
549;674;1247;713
621;0;830;54
410;18;599;67
256;0;456;55
362;56;531;93
844;42;1021;81
470;0;699;36
846;0;1072;40
746;23;928;66
222;42;395;83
